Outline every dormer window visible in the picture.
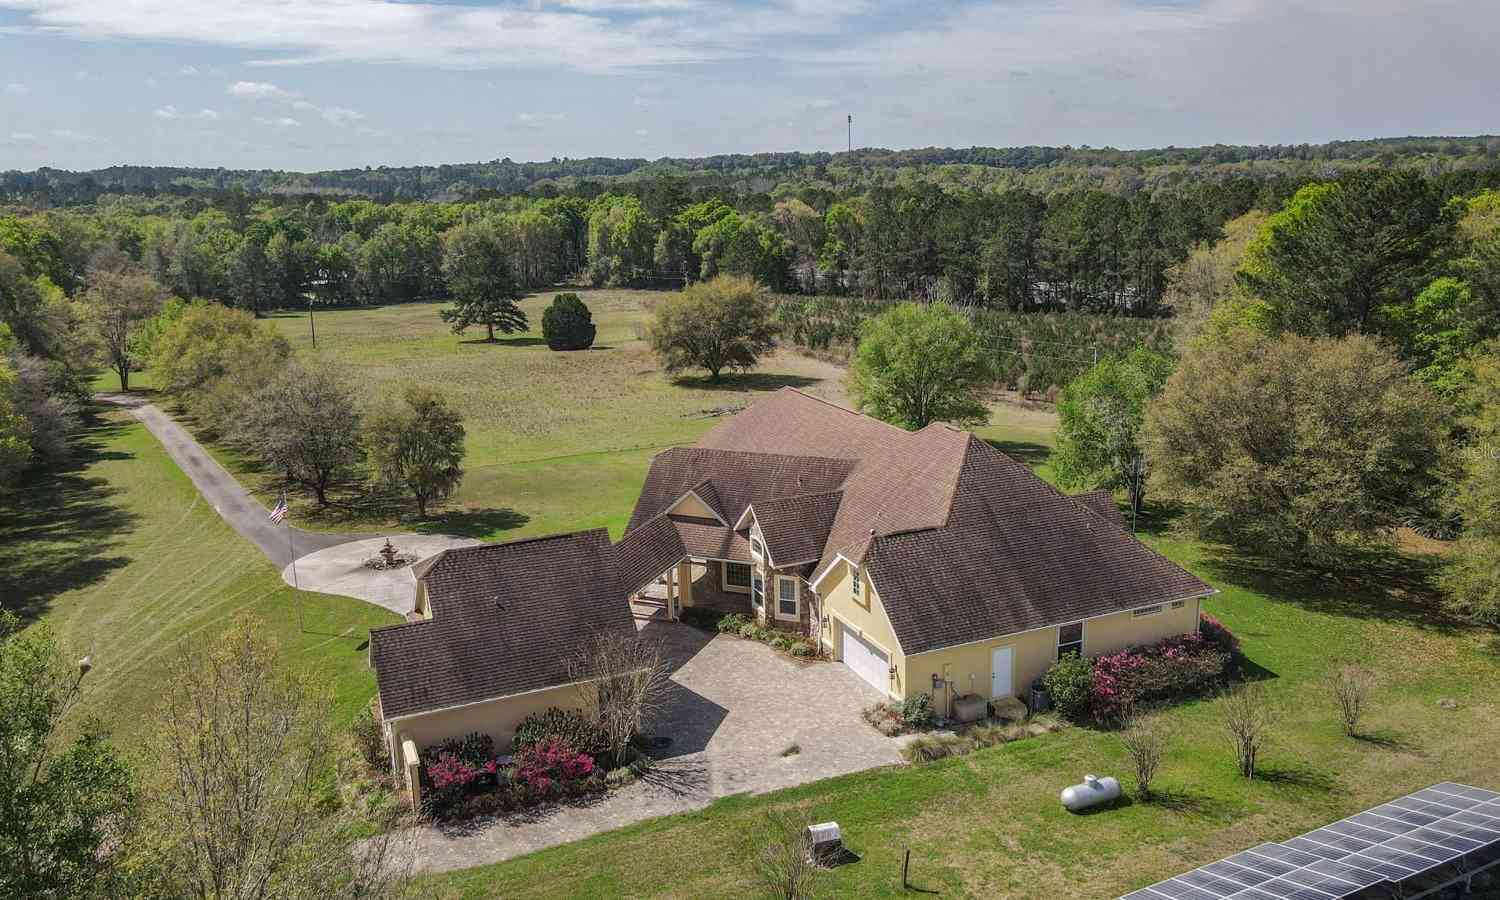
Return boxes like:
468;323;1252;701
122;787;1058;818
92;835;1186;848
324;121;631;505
850;564;861;599
751;536;765;559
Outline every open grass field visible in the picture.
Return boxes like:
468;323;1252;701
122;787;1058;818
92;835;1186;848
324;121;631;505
0;407;399;748
425;530;1500;899
202;289;1059;541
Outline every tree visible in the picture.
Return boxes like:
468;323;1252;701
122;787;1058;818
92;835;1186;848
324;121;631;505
1119;712;1169;800
1440;350;1500;625
541;292;596;351
1052;349;1174;519
1327;663;1374;737
0;358;31;486
227;236;275;316
151;300;291;397
1381;277;1482;400
1237;172;1454;337
237;362;363;507
85;271;168;391
364;386;465;517
1220;683;1275;780
1145;331;1447;566
0;612;135;898
848;301;988;430
750;810;823;900
648;274;778;382
131;616;411;898
568;630;671;766
439;220;528;341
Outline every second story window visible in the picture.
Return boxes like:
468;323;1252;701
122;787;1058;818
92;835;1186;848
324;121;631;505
850;564;862;599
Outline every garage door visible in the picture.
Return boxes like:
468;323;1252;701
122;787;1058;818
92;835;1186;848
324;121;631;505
840;625;889;694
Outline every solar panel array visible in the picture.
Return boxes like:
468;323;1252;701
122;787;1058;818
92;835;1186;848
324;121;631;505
1122;783;1500;900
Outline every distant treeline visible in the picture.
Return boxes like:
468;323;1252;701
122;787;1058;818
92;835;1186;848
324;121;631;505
5;134;1500;205
5;162;1500;327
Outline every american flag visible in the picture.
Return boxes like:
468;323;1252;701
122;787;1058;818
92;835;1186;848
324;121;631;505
269;493;288;524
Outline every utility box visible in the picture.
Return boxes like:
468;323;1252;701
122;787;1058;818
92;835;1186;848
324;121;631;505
953;693;987;723
805;822;842;864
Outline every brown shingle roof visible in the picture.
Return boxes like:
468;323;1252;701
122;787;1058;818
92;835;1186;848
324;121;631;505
627;446;853;533
749;490;843;566
864;439;1212;654
1074;490;1127;530
370;529;635;720
614;514;687;596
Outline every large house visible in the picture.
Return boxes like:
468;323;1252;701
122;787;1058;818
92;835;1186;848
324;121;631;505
613;388;1213;706
369;388;1213;782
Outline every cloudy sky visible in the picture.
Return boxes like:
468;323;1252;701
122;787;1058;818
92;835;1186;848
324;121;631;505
0;0;1496;172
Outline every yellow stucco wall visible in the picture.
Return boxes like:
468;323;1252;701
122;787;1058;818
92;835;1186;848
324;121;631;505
903;626;1058;717
901;598;1205;713
818;559;906;698
388;682;588;761
1084;597;1202;657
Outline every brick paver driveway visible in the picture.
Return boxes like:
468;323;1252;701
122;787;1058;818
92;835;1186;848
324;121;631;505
413;621;904;874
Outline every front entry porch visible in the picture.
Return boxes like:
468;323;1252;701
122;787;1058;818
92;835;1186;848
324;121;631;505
629;559;754;623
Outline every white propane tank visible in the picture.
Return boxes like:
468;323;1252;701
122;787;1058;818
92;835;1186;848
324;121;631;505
1060;774;1121;812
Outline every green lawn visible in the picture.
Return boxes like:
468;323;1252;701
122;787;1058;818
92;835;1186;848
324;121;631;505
0;407;399;748
424;530;1500;898
174;290;1058;541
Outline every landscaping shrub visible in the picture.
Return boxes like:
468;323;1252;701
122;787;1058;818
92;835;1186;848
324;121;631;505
1199;613;1240;655
789;640;816;657
431;731;495;766
901;733;975;763
513;738;598;796
512;707;609;758
717;613;750;633
541;292;596;351
1093;632;1230;722
1043;654;1096;723
900;693;936;730
351;700;385;769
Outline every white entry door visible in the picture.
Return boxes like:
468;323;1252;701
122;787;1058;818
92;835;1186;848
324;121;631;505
991;646;1014;698
841;626;889;695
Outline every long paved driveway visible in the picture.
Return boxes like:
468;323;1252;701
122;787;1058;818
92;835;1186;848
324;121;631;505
99;393;358;568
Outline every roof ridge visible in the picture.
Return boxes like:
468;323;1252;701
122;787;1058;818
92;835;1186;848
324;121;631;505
445;527;612;556
778;387;912;436
757;487;845;504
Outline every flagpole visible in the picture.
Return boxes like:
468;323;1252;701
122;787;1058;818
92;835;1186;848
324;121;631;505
279;491;305;633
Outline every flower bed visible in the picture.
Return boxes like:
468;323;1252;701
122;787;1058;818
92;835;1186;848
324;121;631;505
1043;614;1238;725
863;692;936;736
715;613;820;658
420;730;604;821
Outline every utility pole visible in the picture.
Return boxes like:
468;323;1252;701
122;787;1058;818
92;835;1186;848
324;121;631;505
308;294;317;348
847;114;852;153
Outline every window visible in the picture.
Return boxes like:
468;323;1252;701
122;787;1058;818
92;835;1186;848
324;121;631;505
1133;604;1164;618
724;562;751;590
850;564;862;599
751;572;764;608
750;536;765;559
1170;599;1186;610
776;576;799;620
1057;622;1084;660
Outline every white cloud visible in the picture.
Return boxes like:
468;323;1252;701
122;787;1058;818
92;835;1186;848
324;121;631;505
155;104;222;121
253;116;301;128
4;82;28;95
321;106;363;124
634;128;648;136
228;80;295;100
178;64;199;76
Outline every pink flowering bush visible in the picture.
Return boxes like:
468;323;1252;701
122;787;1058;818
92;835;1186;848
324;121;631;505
514;738;597;797
1045;615;1240;725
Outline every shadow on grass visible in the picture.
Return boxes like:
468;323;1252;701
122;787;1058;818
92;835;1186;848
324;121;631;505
0;411;138;624
458;336;547;347
1202;548;1454;632
1068;794;1133;816
671;372;821;393
1143;787;1238;819
412;507;531;540
1352;729;1423;754
1255;762;1339;793
985;438;1052;468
